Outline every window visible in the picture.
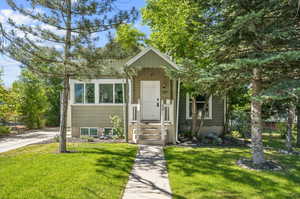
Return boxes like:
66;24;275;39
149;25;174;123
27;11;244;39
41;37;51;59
85;83;95;103
75;84;84;103
80;127;99;137
89;128;98;136
186;94;212;119
99;84;113;103
103;128;115;136
115;83;124;103
80;128;89;136
99;83;124;104
72;80;126;105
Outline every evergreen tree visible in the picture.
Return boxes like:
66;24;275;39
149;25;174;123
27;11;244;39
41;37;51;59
0;0;137;152
261;80;300;152
198;0;300;165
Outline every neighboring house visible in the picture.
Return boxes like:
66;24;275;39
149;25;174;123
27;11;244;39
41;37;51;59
67;47;225;145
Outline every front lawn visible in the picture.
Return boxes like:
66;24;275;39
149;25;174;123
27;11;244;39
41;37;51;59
0;143;137;199
165;146;300;199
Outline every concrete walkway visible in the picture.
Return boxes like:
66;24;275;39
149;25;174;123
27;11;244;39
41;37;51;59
122;145;172;199
0;128;59;153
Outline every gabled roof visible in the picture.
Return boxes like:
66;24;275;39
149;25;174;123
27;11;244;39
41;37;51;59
125;47;179;70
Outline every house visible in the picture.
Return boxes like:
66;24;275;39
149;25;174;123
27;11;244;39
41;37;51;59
67;47;226;145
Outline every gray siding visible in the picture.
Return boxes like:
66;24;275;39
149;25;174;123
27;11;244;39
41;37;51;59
71;105;123;128
129;50;174;69
179;92;224;132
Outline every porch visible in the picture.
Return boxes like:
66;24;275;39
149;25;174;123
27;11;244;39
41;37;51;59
125;48;180;145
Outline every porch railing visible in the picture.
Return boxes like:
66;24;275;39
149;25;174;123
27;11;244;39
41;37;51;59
129;99;174;144
129;101;141;122
162;100;174;123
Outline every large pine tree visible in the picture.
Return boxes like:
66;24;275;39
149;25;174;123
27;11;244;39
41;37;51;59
197;0;300;165
0;0;137;152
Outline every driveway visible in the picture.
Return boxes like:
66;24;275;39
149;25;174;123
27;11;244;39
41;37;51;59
0;128;59;153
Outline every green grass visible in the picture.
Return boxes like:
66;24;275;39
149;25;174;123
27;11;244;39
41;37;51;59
165;144;300;199
0;143;137;199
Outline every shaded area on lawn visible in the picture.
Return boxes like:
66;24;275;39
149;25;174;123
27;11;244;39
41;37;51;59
0;143;137;199
165;146;300;199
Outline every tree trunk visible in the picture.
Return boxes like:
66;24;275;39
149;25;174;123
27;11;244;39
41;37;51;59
59;76;69;153
197;98;209;138
251;68;265;165
191;96;198;139
297;105;300;147
286;104;294;152
59;0;72;153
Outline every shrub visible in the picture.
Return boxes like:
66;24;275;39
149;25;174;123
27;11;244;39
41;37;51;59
81;135;94;142
0;126;10;135
53;135;60;142
275;122;287;138
110;115;124;139
230;110;251;138
179;131;192;139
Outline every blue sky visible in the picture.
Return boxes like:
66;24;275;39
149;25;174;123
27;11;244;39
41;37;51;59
0;0;151;87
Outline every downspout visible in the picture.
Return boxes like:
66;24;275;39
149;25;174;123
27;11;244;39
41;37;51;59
123;68;129;143
175;78;181;143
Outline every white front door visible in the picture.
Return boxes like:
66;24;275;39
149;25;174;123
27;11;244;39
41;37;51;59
141;81;160;120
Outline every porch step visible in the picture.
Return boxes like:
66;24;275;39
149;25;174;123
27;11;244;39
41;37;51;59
138;139;164;145
140;134;161;140
140;124;161;129
141;128;161;135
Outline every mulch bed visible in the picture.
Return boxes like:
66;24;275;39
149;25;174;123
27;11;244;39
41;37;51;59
177;136;250;148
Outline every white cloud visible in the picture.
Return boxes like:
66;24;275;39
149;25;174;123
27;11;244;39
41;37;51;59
0;9;32;25
40;24;65;37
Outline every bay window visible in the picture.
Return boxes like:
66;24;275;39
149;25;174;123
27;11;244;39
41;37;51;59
99;84;114;103
99;83;124;104
85;83;95;103
115;83;124;104
74;83;84;103
73;81;125;104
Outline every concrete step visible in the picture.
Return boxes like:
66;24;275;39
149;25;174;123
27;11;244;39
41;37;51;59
140;124;161;129
140;134;161;140
138;139;164;145
141;128;161;135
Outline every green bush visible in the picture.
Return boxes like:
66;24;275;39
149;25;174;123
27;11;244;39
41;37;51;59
275;122;287;138
0;126;10;135
53;135;60;143
81;135;94;142
230;110;251;138
180;131;193;139
110;115;124;139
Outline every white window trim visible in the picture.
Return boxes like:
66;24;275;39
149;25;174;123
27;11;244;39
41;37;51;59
80;127;99;137
70;79;127;106
186;94;213;120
